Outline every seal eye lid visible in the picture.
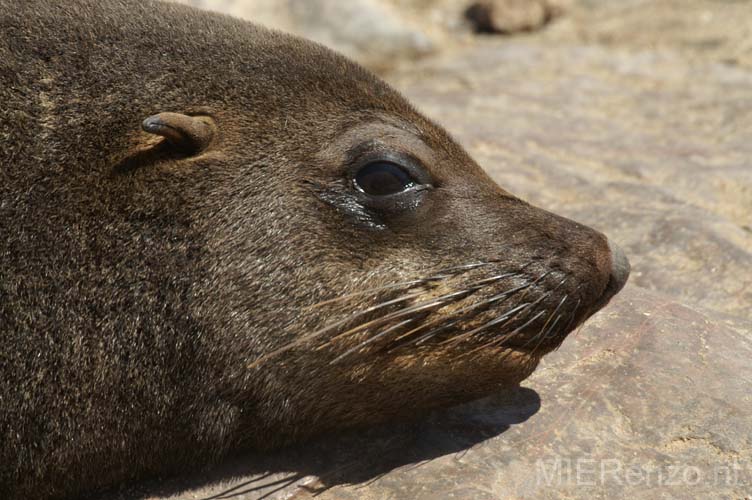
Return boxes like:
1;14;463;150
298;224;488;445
353;160;428;197
347;150;434;197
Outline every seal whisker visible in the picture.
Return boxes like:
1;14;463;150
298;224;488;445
252;269;511;369
562;297;583;336
458;278;569;356
468;271;521;286
306;265;536;361
439;274;564;347
447;301;533;342
461;309;549;359
486;269;557;306
502;295;569;360
441;299;539;347
405;269;555;347
304;280;429;310
305;261;499;310
247;290;426;368
413;318;464;346
529;313;563;358
550;298;581;352
321;287;487;348
386;271;528;345
537;295;569;340
329;318;418;364
320;269;530;355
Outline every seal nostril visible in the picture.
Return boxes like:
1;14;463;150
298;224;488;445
604;241;630;298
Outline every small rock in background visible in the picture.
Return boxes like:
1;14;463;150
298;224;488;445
464;0;554;34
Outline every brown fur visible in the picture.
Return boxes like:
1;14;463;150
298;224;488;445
0;1;627;498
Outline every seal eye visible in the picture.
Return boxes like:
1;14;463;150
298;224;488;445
355;161;417;196
345;156;432;217
354;162;417;196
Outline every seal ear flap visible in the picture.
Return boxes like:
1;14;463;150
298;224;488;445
141;112;216;154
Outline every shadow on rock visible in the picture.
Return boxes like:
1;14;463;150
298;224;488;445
108;386;540;500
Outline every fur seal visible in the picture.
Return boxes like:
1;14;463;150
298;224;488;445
0;0;630;498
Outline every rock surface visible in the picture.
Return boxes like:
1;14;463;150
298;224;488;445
114;1;751;499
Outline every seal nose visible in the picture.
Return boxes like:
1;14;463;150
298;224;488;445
603;241;630;299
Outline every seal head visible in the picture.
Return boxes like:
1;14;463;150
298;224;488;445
0;0;628;498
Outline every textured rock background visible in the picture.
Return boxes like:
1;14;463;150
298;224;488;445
119;1;751;498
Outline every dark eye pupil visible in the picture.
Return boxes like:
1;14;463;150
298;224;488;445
355;162;415;196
